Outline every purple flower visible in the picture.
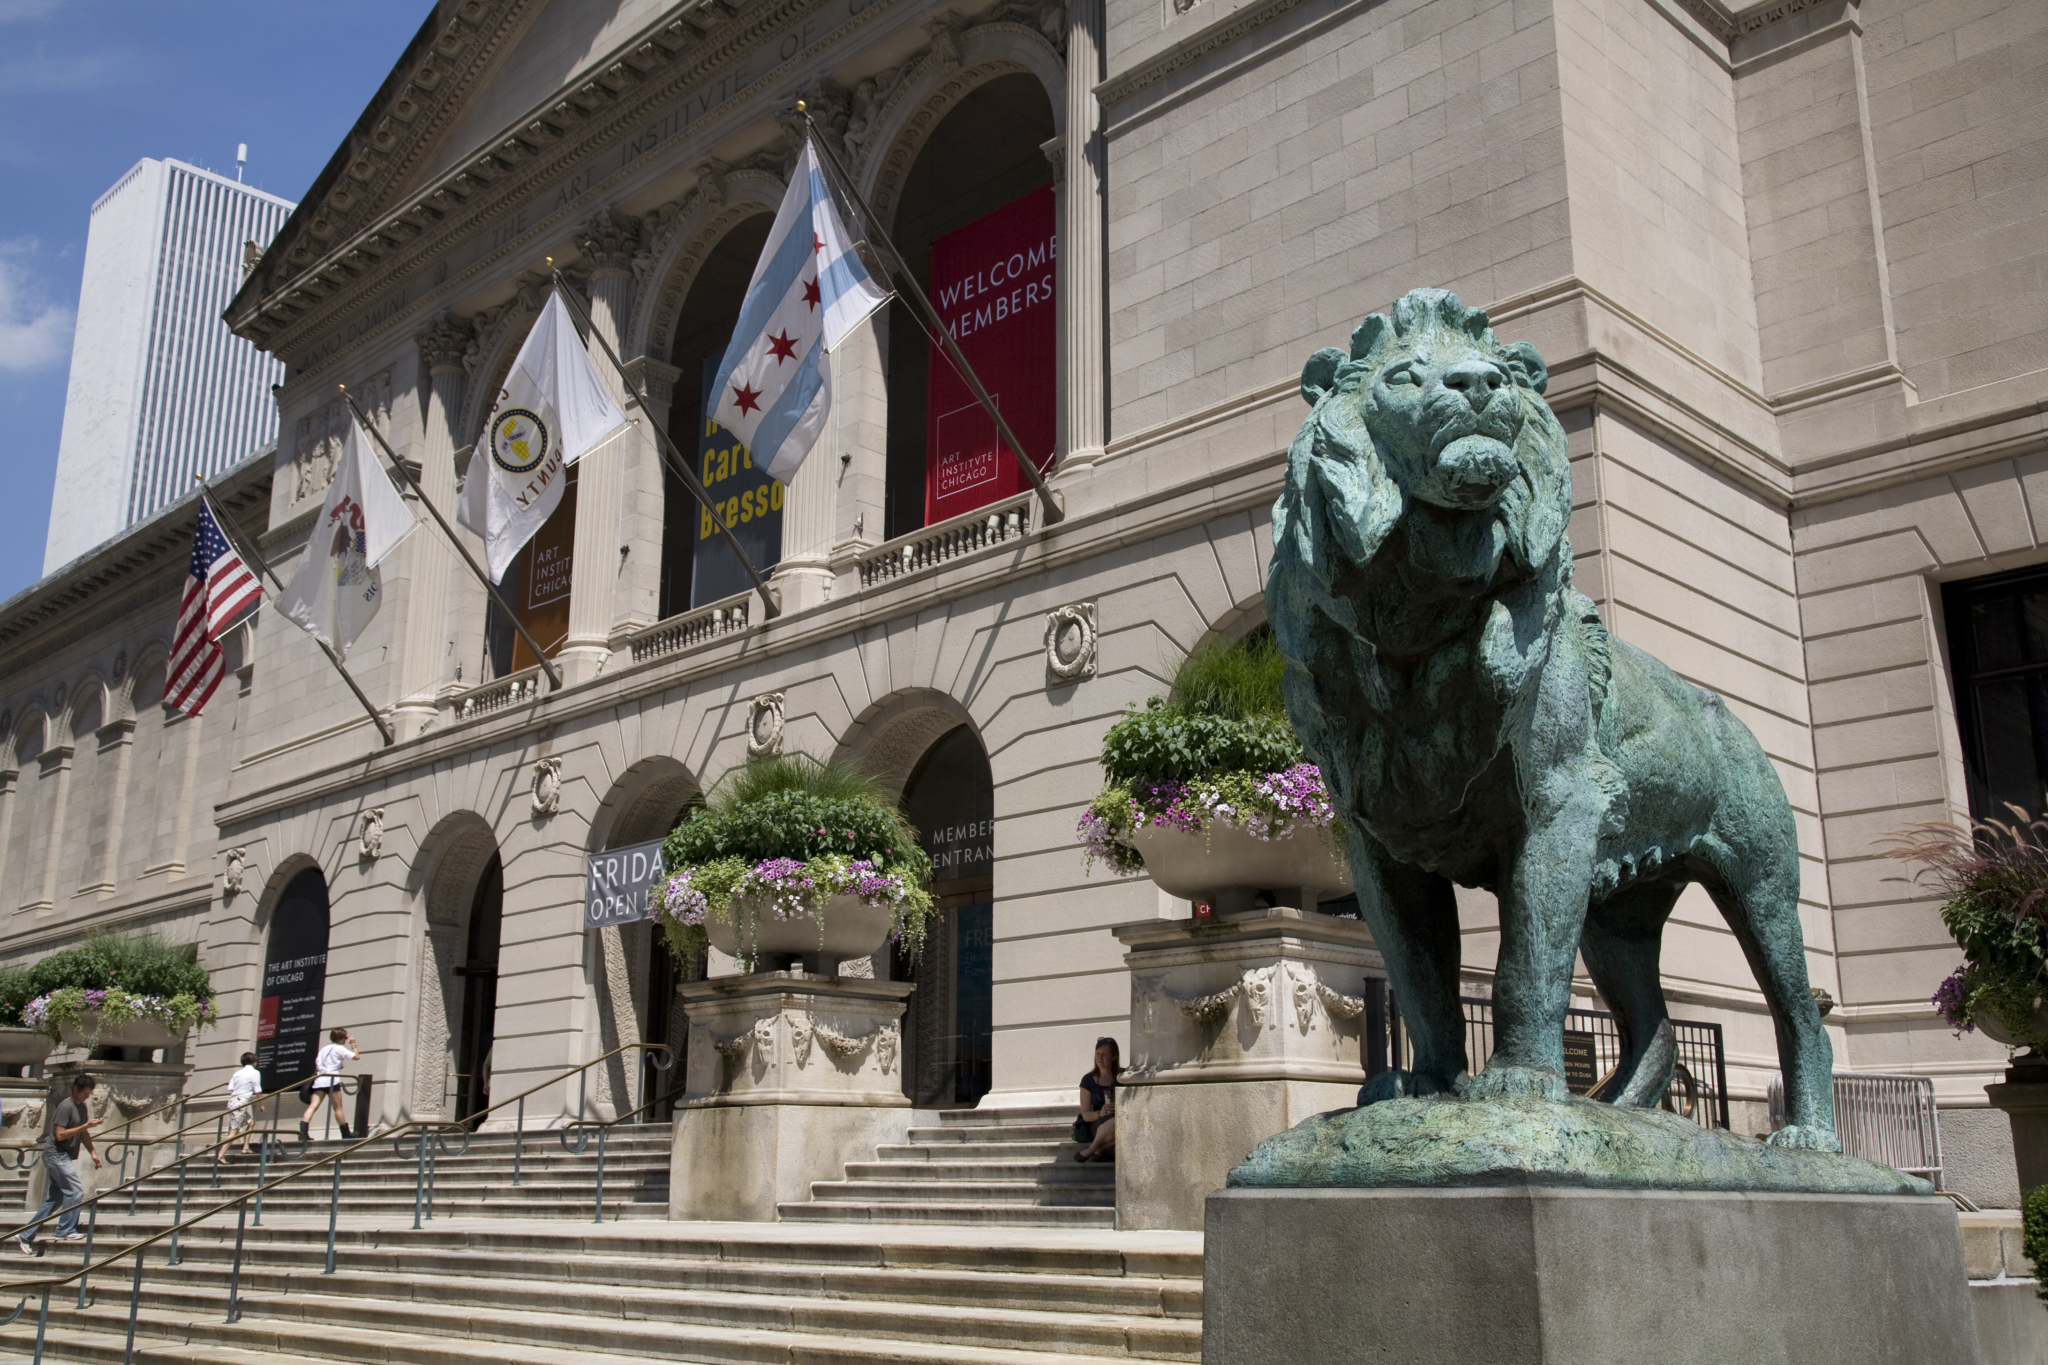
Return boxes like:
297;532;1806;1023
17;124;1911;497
1932;966;1972;1035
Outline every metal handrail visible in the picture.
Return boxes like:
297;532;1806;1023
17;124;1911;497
555;1059;682;1222
0;1040;673;1344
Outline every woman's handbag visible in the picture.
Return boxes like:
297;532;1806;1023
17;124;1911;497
298;1080;316;1104
1071;1115;1093;1144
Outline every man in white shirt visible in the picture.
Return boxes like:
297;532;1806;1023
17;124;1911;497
301;1027;359;1142
218;1051;262;1159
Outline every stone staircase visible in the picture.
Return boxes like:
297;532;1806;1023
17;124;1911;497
0;1217;1202;1365
103;1126;675;1223
784;1105;1115;1227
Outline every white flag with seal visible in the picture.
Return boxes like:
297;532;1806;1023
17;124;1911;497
708;138;890;482
459;290;630;582
276;414;417;658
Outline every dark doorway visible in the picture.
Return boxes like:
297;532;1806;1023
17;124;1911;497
454;854;503;1125
896;725;996;1105
258;868;330;1093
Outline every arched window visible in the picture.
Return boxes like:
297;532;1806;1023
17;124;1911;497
898;725;995;1105
260;867;331;1092
883;73;1058;540
664;213;778;615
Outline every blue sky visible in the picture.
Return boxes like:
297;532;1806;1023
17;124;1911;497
0;0;425;601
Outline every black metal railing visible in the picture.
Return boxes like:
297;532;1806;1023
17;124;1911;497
1366;986;1730;1129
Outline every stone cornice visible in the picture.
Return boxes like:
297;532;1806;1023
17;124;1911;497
232;0;915;368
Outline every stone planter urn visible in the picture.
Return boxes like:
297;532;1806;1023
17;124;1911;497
1974;1005;2048;1053
704;894;895;973
1130;822;1352;914
0;1026;54;1076
55;1010;184;1053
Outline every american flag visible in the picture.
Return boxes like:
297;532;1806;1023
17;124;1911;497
165;499;262;717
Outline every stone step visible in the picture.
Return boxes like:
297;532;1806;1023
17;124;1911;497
140;1237;1200;1316
779;1200;1119;1227
841;1160;1112;1185
30;1260;1200;1360
806;1177;1114;1206
876;1141;1081;1161
936;1107;1077;1125
908;1123;1075;1144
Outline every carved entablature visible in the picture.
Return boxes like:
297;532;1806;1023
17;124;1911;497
291;367;393;504
576;206;643;274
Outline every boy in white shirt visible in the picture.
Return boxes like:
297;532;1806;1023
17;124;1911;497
218;1052;262;1159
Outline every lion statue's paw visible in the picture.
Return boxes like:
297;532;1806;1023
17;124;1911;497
1356;1069;1460;1106
1764;1123;1843;1154
1456;1063;1569;1104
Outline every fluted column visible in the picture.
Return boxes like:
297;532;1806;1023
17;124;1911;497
92;718;135;896
32;744;74;917
1054;0;1107;484
399;312;472;738
563;208;642;680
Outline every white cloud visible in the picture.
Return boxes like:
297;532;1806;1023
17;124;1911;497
0;242;73;371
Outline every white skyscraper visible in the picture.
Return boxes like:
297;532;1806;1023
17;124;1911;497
44;159;295;573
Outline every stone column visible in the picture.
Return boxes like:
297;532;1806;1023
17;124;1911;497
1112;907;1381;1230
30;743;75;917
621;355;682;629
829;318;889;590
1053;0;1107;484
771;415;839;615
397;313;473;738
91;718;135;896
562;208;642;682
670;969;914;1221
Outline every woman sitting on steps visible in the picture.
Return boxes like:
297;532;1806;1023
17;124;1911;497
1073;1036;1120;1163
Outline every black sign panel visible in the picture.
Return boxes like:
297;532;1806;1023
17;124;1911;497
1562;1029;1599;1096
259;868;330;1092
585;838;669;929
904;726;995;889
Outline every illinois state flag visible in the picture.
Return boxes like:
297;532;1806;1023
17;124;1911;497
708;138;889;482
459;291;629;583
276;415;416;659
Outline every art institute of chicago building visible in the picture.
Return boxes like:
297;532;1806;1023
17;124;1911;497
0;0;2038;1208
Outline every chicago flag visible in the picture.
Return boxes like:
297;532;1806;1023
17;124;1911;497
709;139;889;482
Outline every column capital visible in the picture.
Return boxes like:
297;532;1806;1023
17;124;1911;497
576;206;644;275
416;311;476;373
622;355;683;409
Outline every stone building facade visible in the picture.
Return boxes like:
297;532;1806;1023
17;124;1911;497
0;0;2039;1204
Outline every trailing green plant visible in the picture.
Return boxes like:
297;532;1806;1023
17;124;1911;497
0;963;33;1029
1079;630;1343;879
657;753;935;974
26;928;214;1003
1886;810;2048;1047
22;986;217;1044
2026;1184;2048;1308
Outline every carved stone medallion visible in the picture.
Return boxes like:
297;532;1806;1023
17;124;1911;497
531;757;563;816
747;692;786;757
1044;602;1098;681
223;847;248;898
358;808;385;860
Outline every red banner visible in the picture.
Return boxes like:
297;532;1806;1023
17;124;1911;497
925;186;1056;525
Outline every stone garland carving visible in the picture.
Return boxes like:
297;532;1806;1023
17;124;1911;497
1289;963;1366;1033
1044;603;1098;681
293;368;394;502
358;807;385;860
1167;965;1282;1028
747;692;785;757
531;757;563;816
815;1020;876;1062
223;847;249;898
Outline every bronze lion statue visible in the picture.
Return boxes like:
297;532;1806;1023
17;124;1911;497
1266;288;1837;1149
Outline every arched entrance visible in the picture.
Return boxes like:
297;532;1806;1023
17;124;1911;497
897;725;995;1106
453;854;503;1124
881;72;1058;539
259;866;330;1092
413;814;501;1122
590;759;699;1119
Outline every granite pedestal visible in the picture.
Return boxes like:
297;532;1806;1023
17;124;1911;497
1204;1186;1979;1365
670;969;913;1221
1113;907;1381;1230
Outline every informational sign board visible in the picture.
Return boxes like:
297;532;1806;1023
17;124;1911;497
924;186;1057;526
258;868;330;1092
508;471;575;673
692;354;784;606
585;837;670;930
1562;1029;1599;1095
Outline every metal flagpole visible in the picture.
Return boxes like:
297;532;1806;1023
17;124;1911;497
545;264;782;622
797;104;1065;527
193;475;395;747
339;386;565;691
